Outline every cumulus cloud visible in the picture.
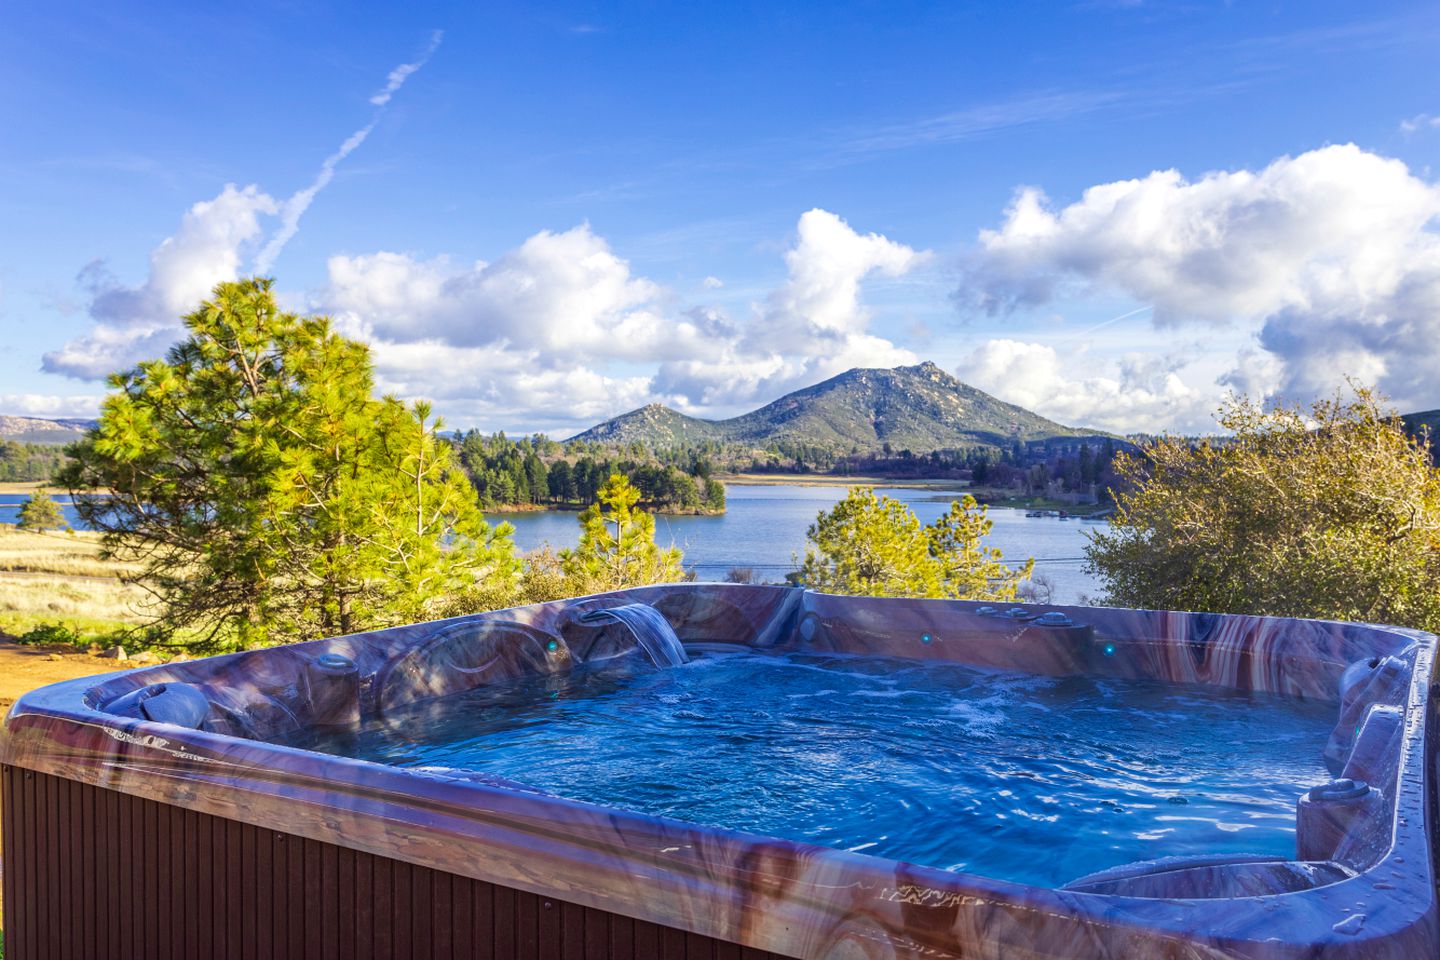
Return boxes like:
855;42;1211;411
322;225;722;362
955;339;1214;434
767;209;925;339
316;209;928;427
653;209;927;409
43;184;278;379
342;336;655;433
0;393;105;419
961;144;1440;411
316;224;734;428
39;187;926;430
44;33;442;381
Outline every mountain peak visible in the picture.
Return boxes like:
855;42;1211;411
568;363;1103;450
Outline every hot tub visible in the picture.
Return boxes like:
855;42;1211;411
3;585;1436;959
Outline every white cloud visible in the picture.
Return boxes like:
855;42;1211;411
253;124;375;275
344;336;654;433
317;225;734;429
767;208;925;339
322;225;714;362
654;209;927;410
43;32;444;380
0;393;104;419
43;184;278;379
318;209;929;427
955;339;1214;434
1400;113;1440;134
1217;346;1285;399
702;275;724;289
961;144;1440;412
39;194;928;431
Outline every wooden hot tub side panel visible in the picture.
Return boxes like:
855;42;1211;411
1;766;794;960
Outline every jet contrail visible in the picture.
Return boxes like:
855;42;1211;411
1053;304;1153;346
371;29;445;106
253;30;444;274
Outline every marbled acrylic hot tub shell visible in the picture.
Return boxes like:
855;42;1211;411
3;585;1436;959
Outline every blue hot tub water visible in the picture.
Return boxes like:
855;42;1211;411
291;651;1335;889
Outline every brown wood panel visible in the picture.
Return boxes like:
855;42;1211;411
451;868;473;960
561;901;586;960
337;843;357;960
494;880;517;959
2;769;11;960
584;905;611;959
284;832;305;960
143;788;157;960
0;767;798;960
303;837;323;960
57;776;73;960
473;872;496;959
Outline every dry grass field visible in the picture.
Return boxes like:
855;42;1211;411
0;526;141;578
0;525;148;640
0;527;148;719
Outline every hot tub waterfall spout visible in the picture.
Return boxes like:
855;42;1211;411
579;603;688;667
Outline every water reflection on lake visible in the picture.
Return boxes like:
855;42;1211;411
1;484;1107;604
501;483;1105;604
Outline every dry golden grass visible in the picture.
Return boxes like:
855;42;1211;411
0;573;149;634
0;525;143;579
0;525;151;642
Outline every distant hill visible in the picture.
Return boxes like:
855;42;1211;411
568;403;728;445
1402;409;1440;463
569;362;1106;452
0;415;95;446
1402;409;1440;438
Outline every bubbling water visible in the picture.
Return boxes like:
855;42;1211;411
291;651;1335;889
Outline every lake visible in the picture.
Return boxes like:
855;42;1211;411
501;483;1105;603
0;493;86;529
1;485;1106;603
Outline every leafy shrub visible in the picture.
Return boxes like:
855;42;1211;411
1087;386;1440;627
16;622;85;646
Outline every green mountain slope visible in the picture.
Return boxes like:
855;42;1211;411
568;362;1099;451
566;403;727;445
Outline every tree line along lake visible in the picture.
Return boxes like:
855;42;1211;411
0;483;1105;604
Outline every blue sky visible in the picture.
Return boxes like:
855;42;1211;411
3;1;1438;435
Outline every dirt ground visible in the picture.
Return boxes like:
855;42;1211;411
0;636;130;712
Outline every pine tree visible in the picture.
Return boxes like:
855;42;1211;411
798;487;1032;600
703;478;726;513
16;488;67;531
562;473;684;590
62;278;517;648
548;460;575;503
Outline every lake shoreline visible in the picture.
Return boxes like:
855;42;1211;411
718;473;965;490
488;502;724;518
